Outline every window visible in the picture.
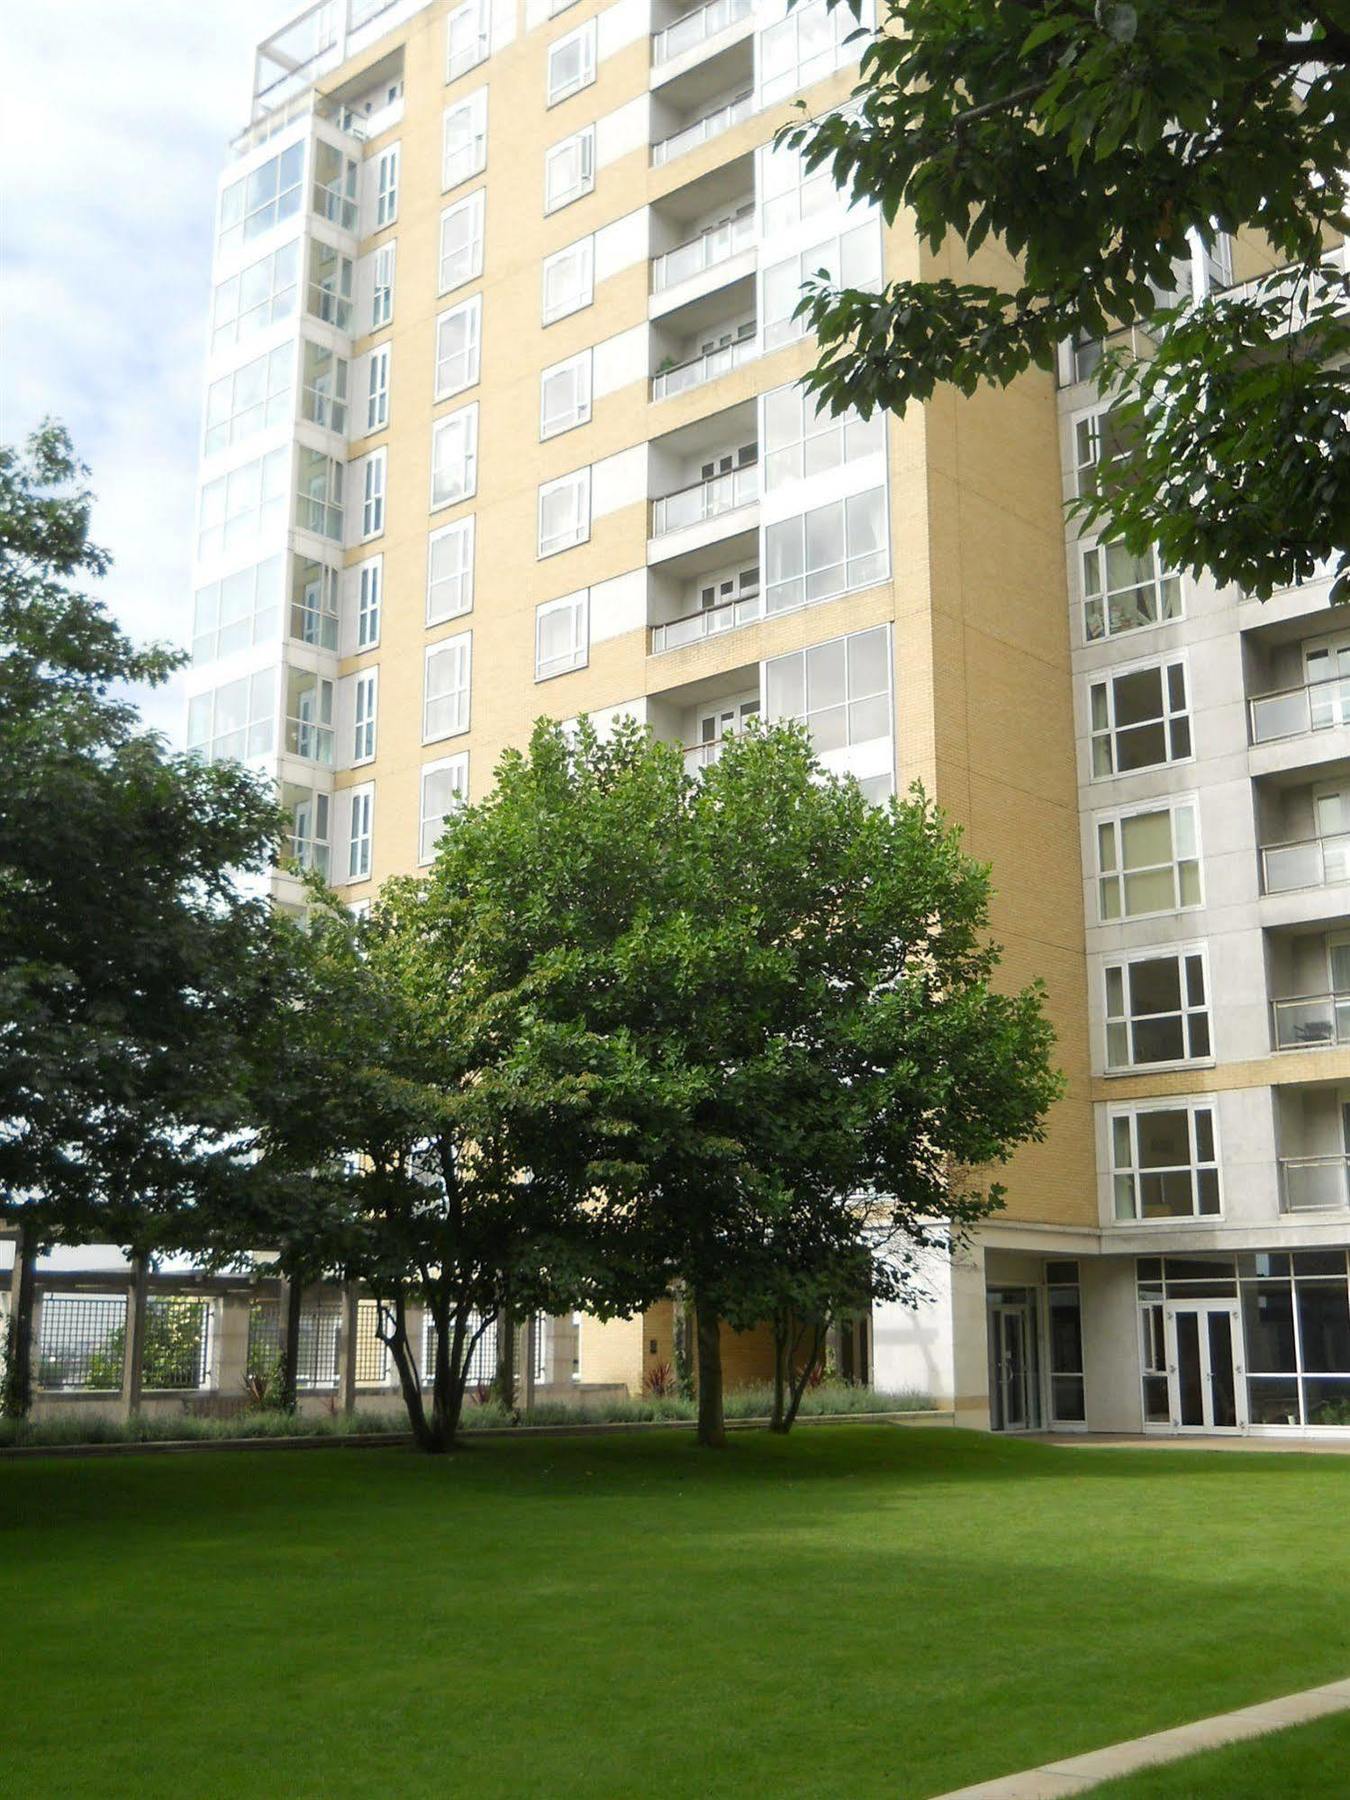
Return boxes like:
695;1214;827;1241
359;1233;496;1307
446;0;489;81
540;349;592;438
312;141;359;230
547;20;596;105
352;670;378;764
1111;1105;1220;1221
762;384;884;489
541;236;594;323
759;135;854;237
197;447;288;562
375;145;400;227
361;449;387;540
356;556;382;649
300;341;348;434
439;190;486;292
431;404;479;510
538;468;590;557
366;345;390;433
1046;1269;1086;1424
1105;950;1211;1070
443;88;488;190
764;486;888;614
1072;405;1136;499
435;296;482;400
1096;801;1202;921
427;517;475;623
186;669;276;763
1236;1250;1350;1427
218;141;304;256
286;786;330;876
371;244;396;329
203;346;293;456
285;670;335;763
545;126;595;213
1089;658;1191;778
759;0;867;108
536;590;589;680
348;785;374;881
211;242;300;350
424;634;472;741
306;239;354;330
290;553;340;650
293;447;343;541
1082;541;1181;641
420;756;469;863
766;626;892;759
763;218;882;349
191;554;284;663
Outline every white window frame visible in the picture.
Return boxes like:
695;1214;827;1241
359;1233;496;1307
375;145;400;228
535;589;589;681
443;87;488;192
203;345;294;456
541;235;593;324
355;555;382;650
1088;654;1192;780
762;382;885;491
361;448;387;541
544;125;595;214
424;633;472;743
427;517;475;624
762;217;882;350
419;753;470;865
366;344;390;433
540;348;592;439
211;242;300;351
1104;944;1212;1073
538;467;591;558
1095;797;1203;924
371;243;396;330
1081;538;1183;644
434;295;482;401
763;486;890;615
547;19;597;106
439;190;486;294
430;403;480;512
446;0;489;82
1109;1101;1222;1223
347;783;374;882
352;669;378;766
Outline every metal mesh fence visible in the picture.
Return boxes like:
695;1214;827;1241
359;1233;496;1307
36;1294;127;1390
420;1312;547;1387
355;1298;390;1385
142;1298;213;1390
247;1297;342;1389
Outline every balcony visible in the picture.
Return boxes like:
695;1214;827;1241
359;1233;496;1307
1263;833;1350;896
1272;992;1350;1051
1250;672;1350;745
652;584;763;652
653;90;753;167
653;331;756;400
652;461;759;536
653;0;754;67
1280;1156;1350;1214
652;206;755;292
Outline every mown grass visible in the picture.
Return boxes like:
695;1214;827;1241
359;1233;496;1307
1088;1709;1350;1796
2;1428;1347;1798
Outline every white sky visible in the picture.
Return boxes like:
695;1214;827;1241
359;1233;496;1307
4;1;292;740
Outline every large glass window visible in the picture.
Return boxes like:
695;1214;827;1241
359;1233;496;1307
446;0;489;80
760;134;857;237
435;296;482;400
289;554;340;650
764;486;888;613
542;236;593;323
1046;1267;1086;1424
763;218;883;349
300;341;349;434
296;447;344;541
424;634;472;741
439;190;486;293
536;590;589;680
763;383;884;489
1089;658;1191;777
443;88;488;191
538;468;590;556
218;141;304;256
759;0;868;107
1082;541;1181;642
766;626;891;764
191;554;284;663
427;517;475;623
1112;1105;1220;1220
197;447;288;562
186;669;276;763
545;126;595;213
211;242;300;351
1096;801;1202;921
547;19;596;104
540;349;592;438
1104;950;1210;1070
204;347;293;456
431;405;479;510
420;755;469;864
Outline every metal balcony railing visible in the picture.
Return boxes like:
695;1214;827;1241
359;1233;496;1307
1279;1155;1350;1214
1262;833;1350;895
683;735;737;773
652;209;755;291
1250;673;1350;744
1272;992;1350;1050
651;586;763;652
653;0;754;66
651;461;759;536
652;333;757;399
652;91;753;167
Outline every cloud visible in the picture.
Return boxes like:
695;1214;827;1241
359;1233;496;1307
3;1;286;741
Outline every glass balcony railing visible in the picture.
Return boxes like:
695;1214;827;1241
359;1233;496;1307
653;0;754;66
652;209;755;291
1263;833;1350;895
285;717;334;765
1250;673;1350;744
651;461;759;536
652;333;757;399
652;91;753;167
1272;992;1350;1050
1280;1155;1350;1214
651;586;763;652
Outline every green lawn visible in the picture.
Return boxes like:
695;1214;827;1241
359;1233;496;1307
2;1428;1347;1798
1088;1711;1350;1796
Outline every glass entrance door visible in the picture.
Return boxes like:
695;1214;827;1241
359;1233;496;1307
989;1301;1038;1431
1165;1301;1245;1431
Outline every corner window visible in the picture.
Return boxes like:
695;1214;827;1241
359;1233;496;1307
212;243;300;351
424;633;472;741
762;220;881;350
198;447;289;562
762;382;884;490
431;404;479;510
420;755;469;864
547;20;596;105
536;590;589;680
765;626;892;761
545;126;595;213
1111;1105;1220;1221
186;669;277;764
218;141;304;256
1089;657;1191;777
538;468;591;557
1105;949;1211;1070
427;517;475;624
191;554;285;663
541;236;593;323
434;295;482;401
540;349;592;439
443;88;488;191
203;346;293;456
439;190;486;293
1096;800;1202;921
758;0;868;108
764;486;888;614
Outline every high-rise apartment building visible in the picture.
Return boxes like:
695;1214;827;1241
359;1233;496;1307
183;0;1350;1439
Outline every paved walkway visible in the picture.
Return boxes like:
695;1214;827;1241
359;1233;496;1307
1040;1431;1350;1455
934;1677;1350;1798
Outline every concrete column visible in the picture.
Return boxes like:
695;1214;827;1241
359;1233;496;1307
950;1235;991;1430
216;1290;252;1403
341;1284;358;1416
123;1253;149;1420
523;1311;538;1415
1081;1257;1144;1433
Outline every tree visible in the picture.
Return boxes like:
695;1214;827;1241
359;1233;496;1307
0;424;282;1416
783;1;1349;600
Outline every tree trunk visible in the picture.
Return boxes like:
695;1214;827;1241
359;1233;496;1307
382;1292;436;1451
492;1301;516;1412
770;1312;790;1434
281;1275;303;1414
672;1284;695;1400
781;1318;829;1436
3;1231;37;1419
694;1295;726;1449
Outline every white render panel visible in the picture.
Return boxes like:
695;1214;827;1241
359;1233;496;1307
594;208;649;283
596;95;651;168
597;0;650;59
490;0;517;50
592;323;649;397
589;569;647;644
591;444;648;520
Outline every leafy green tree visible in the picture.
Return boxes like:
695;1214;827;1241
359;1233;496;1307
784;1;1349;600
0;424;282;1416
